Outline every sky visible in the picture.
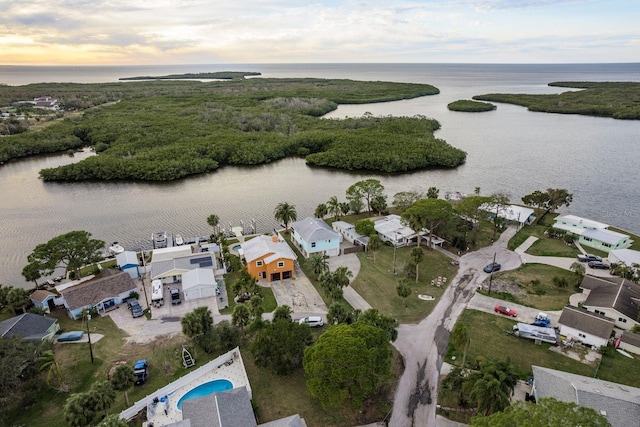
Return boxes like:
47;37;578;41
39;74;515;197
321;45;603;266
1;0;638;65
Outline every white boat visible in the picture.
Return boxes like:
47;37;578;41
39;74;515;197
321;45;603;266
174;234;184;246
108;242;125;255
152;231;167;249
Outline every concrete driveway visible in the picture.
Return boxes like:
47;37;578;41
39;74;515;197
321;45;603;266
327;253;372;311
267;263;328;319
467;292;562;326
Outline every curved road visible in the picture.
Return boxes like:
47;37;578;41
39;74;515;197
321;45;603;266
390;227;521;427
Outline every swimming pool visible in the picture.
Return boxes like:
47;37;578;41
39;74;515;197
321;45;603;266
232;244;242;251
177;379;233;410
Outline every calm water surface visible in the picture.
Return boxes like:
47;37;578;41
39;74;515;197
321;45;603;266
1;63;639;288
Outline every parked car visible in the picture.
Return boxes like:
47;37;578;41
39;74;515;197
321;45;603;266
299;316;324;327
130;301;144;318
494;305;517;317
588;261;610;269
126;298;139;310
133;359;149;385
170;288;181;304
577;254;602;263
483;262;501;273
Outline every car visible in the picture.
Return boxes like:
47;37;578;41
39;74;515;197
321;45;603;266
483;262;501;273
170;288;181;305
130;301;144;318
494;305;517;317
577;254;602;263
588;261;610;269
299;316;324;327
133;359;149;385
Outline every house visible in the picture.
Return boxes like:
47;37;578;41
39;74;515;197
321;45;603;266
182;268;221;301
332;221;369;247
241;235;296;282
558;305;615;348
373;214;431;247
609;248;640;269
60;270;137;319
531;365;640;427
150;246;219;282
29;289;57;314
553;214;632;252
617;331;640;356
116;250;140;279
0;313;59;342
480;204;535;227
32;96;60;110
579;275;640;330
290;217;341;258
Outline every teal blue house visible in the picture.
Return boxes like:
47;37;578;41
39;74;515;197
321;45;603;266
290;217;341;258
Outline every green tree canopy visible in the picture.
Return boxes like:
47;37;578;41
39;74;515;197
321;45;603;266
402;198;454;249
392;191;423;211
0;336;48;407
25;230;105;279
251;319;312;375
181;306;214;339
327;196;341;221
354;219;376;237
6;287;29;314
64;392;98;427
463;358;518;416
303;323;391;409
110;364;135;406
470;398;611;427
356;308;398;342
346;179;386;215
455;195;492;245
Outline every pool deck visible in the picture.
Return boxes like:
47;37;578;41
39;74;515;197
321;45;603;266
120;347;251;426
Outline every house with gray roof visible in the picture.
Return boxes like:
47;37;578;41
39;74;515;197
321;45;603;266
151;251;217;281
532;365;640;427
579;275;640;330
332;221;369;247
617;331;640;356
558;305;615;348
60;269;137;319
290;217;341;258
553;214;632;252
0;313;59;342
29;289;57;313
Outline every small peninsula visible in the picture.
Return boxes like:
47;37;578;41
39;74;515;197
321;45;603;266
473;81;640;120
119;71;262;80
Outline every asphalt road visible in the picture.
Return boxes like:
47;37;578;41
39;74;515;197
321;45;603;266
389;226;521;427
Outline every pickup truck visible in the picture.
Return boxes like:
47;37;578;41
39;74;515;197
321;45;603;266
577;254;602;263
133;359;148;385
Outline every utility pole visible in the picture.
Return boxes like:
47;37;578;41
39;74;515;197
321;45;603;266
86;312;94;363
392;233;397;274
488;252;496;295
139;249;151;313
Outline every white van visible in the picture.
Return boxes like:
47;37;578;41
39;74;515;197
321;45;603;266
151;279;164;306
299;316;324;327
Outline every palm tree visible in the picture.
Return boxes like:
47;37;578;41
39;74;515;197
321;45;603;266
450;322;470;370
273;305;293;322
333;266;353;289
308;253;329;278
207;214;219;229
110;364;135;406
90;381;116;417
327;196;341;221
339;202;351;216
570;261;586;285
410;247;425;284
248;294;264;319
396;279;411;307
367;234;382;262
38;349;63;387
314;203;328;218
274;202;297;233
6;287;29;314
97;414;129;427
232;304;250;337
464;359;518;416
64;392;97;427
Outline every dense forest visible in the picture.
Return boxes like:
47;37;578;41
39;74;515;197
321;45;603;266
0;78;468;181
473;81;640;120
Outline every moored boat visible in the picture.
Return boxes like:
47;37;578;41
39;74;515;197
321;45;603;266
108;242;125;255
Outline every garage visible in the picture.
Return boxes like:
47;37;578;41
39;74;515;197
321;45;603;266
270;272;281;281
282;270;292;280
182;268;217;301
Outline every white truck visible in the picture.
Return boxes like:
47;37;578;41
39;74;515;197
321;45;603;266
151;279;164;307
512;323;558;345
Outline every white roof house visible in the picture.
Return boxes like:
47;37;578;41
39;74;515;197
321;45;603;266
481;204;535;226
151;246;193;263
374;214;427;247
553;214;609;234
241;235;296;264
182;268;219;301
553;214;632;252
609;249;640;267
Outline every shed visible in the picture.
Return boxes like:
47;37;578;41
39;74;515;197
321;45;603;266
116;250;140;278
30;289;57;313
182;268;218;301
618;331;640;356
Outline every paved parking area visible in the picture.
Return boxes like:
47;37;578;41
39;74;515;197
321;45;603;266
467;292;561;325
268;263;328;318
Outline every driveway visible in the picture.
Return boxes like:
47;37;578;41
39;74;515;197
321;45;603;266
467;292;562;326
268;263;328;319
327;253;372;311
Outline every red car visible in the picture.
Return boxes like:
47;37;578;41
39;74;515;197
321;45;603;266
494;305;517;317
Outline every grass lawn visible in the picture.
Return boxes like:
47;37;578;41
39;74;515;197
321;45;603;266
526;237;580;257
596;350;640;386
488;263;579;310
609;227;640;251
447;309;595;380
351;244;458;323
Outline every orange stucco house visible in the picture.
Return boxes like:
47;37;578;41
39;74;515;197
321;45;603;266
240;235;297;282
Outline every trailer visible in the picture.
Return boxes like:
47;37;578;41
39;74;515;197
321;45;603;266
512;323;558;345
151;279;164;307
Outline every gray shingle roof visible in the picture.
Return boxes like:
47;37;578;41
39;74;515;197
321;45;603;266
182;386;257;427
558;305;615;339
582;276;640;321
620;331;640;348
580;275;621;291
151;253;216;279
61;270;136;310
291;217;339;243
0;313;57;341
533;365;640;427
29;289;56;303
259;414;306;427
